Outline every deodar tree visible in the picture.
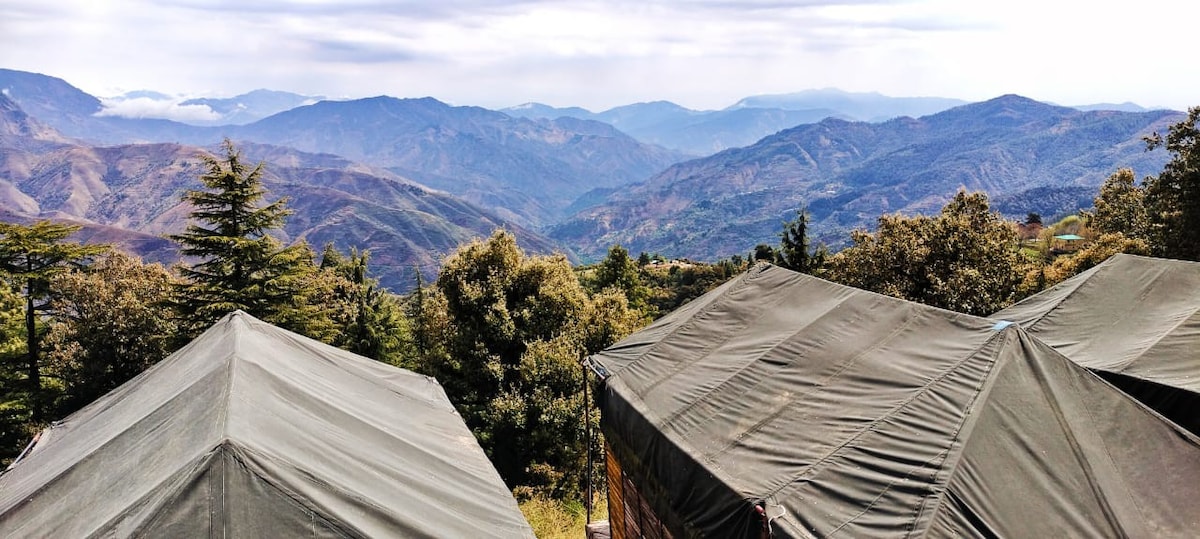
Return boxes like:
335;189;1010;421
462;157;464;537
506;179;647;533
0;220;106;420
776;207;826;273
170;139;326;337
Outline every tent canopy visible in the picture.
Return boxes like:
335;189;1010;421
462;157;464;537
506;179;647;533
592;264;1200;538
994;253;1200;389
0;311;534;538
994;254;1200;433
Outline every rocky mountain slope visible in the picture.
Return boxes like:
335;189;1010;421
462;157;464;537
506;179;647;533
550;95;1181;261
0;96;562;291
236;97;686;226
1;69;686;228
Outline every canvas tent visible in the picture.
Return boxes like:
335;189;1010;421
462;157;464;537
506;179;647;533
589;264;1200;538
993;254;1200;434
0;311;534;538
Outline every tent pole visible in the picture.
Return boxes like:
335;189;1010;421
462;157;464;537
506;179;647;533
584;361;593;524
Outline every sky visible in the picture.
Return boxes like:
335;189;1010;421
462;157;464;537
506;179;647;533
2;0;1198;119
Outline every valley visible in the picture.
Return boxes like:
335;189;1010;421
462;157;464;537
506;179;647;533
0;68;1182;289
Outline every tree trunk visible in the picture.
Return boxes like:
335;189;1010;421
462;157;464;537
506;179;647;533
25;287;41;421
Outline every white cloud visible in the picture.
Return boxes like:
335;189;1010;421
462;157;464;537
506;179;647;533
95;96;224;123
1;0;1197;112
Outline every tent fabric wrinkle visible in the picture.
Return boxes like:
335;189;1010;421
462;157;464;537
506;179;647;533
0;310;534;539
594;264;1200;538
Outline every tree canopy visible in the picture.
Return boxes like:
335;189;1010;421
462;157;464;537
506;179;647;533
0;220;106;420
824;191;1026;315
1144;107;1200;261
409;230;643;498
169;139;321;335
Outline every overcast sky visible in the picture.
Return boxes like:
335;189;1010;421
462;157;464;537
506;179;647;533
2;0;1197;113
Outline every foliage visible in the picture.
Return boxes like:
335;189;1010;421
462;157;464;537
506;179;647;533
519;493;607;539
776;208;826;273
1019;233;1151;293
0;220;107;420
640;259;744;315
170;139;332;338
410;230;643;498
43;252;181;414
824;191;1028;315
1087;168;1149;240
1144;107;1200;261
320;245;411;366
587;245;652;315
0;283;31;468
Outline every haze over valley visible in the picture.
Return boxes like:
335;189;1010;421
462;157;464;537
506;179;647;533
0;66;1185;289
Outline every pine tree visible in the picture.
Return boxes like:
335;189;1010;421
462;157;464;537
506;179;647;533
776;208;825;273
169;139;319;334
0;220;106;420
320;245;408;365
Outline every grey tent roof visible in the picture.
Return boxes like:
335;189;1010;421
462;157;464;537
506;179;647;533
0;311;534;538
994;253;1200;390
591;264;1200;538
993;254;1200;433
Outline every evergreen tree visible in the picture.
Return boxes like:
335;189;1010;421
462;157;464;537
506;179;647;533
0;283;31;466
169;139;320;334
0;220;106;420
776;208;825;273
1144;107;1200;261
752;243;777;263
593;245;651;315
320;245;409;365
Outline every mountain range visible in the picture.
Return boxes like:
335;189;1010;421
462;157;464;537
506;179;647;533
501;90;972;155
0;69;686;228
550;95;1181;260
0;91;561;290
0;67;1187;284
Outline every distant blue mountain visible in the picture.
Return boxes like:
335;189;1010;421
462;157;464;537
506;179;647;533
502;102;594;120
727;88;968;121
501;89;963;155
239;96;687;226
180;89;325;125
1072;102;1150;113
0;69;104;126
114;90;175;101
501;100;844;155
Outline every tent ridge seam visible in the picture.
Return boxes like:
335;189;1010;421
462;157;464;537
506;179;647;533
1118;306;1200;383
902;330;1014;537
